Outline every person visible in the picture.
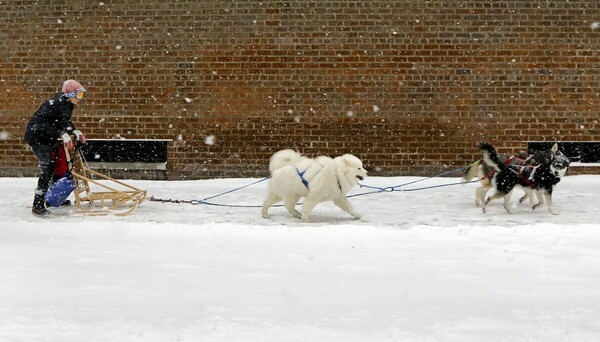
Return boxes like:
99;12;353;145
24;79;87;216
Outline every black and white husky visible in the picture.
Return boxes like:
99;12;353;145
478;142;570;215
463;145;559;207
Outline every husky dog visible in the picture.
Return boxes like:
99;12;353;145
463;159;499;207
262;149;367;221
464;150;549;207
478;142;570;215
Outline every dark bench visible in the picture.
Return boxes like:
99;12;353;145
528;141;600;164
79;139;171;178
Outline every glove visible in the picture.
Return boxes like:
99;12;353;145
61;133;74;151
73;129;86;143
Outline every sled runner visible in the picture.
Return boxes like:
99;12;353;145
62;143;147;216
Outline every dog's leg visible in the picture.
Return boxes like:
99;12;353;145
518;192;529;204
542;189;559;215
333;197;361;219
532;190;544;210
475;179;491;207
502;191;514;214
300;198;319;221
283;196;302;218
483;191;507;213
475;186;487;207
261;192;280;218
522;188;540;210
519;188;533;207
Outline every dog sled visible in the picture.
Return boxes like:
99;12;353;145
48;142;147;216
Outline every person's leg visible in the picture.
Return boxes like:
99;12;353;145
30;144;56;215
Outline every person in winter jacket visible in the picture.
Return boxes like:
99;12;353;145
24;79;87;216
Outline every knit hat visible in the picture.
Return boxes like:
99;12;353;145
62;79;84;94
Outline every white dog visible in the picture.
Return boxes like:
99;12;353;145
261;149;367;221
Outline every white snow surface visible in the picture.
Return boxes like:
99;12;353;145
1;175;600;342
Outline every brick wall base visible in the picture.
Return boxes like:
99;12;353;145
1;1;599;179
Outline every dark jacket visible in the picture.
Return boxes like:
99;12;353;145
24;93;77;146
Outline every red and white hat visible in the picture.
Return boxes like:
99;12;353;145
62;79;84;93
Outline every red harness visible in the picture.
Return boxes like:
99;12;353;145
480;155;540;190
505;155;540;189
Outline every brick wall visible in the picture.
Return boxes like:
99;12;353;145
1;1;599;179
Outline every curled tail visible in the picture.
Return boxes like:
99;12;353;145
478;142;505;172
268;149;304;173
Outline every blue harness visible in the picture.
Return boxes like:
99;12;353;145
297;169;342;191
298;170;309;188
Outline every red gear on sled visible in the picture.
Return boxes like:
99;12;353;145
52;143;69;178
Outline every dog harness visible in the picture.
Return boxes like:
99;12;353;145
479;155;539;185
507;164;539;189
297;169;343;191
505;155;540;188
297;170;310;188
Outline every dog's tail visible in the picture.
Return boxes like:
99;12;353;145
478;142;505;172
268;149;304;173
463;160;482;181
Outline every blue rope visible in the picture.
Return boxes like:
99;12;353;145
351;165;469;193
200;177;269;201
153;165;476;208
385;165;469;191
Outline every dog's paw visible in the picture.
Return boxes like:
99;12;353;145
550;209;560;215
351;212;362;220
261;208;270;219
482;206;488;214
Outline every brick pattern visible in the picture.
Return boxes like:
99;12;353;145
1;1;599;179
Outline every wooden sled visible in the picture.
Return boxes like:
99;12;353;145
64;144;147;216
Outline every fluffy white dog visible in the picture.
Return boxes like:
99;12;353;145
261;149;367;221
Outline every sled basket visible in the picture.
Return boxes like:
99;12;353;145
65;144;147;216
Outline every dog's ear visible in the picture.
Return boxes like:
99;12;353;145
551;143;559;154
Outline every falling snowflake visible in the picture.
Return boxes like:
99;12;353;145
204;135;215;146
0;131;9;140
372;105;380;113
591;22;600;30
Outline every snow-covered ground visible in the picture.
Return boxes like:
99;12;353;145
1;175;599;342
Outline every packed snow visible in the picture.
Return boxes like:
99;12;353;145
1;175;600;341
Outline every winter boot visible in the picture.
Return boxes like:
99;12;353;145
61;199;72;207
32;194;50;216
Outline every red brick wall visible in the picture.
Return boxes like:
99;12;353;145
1;1;599;179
